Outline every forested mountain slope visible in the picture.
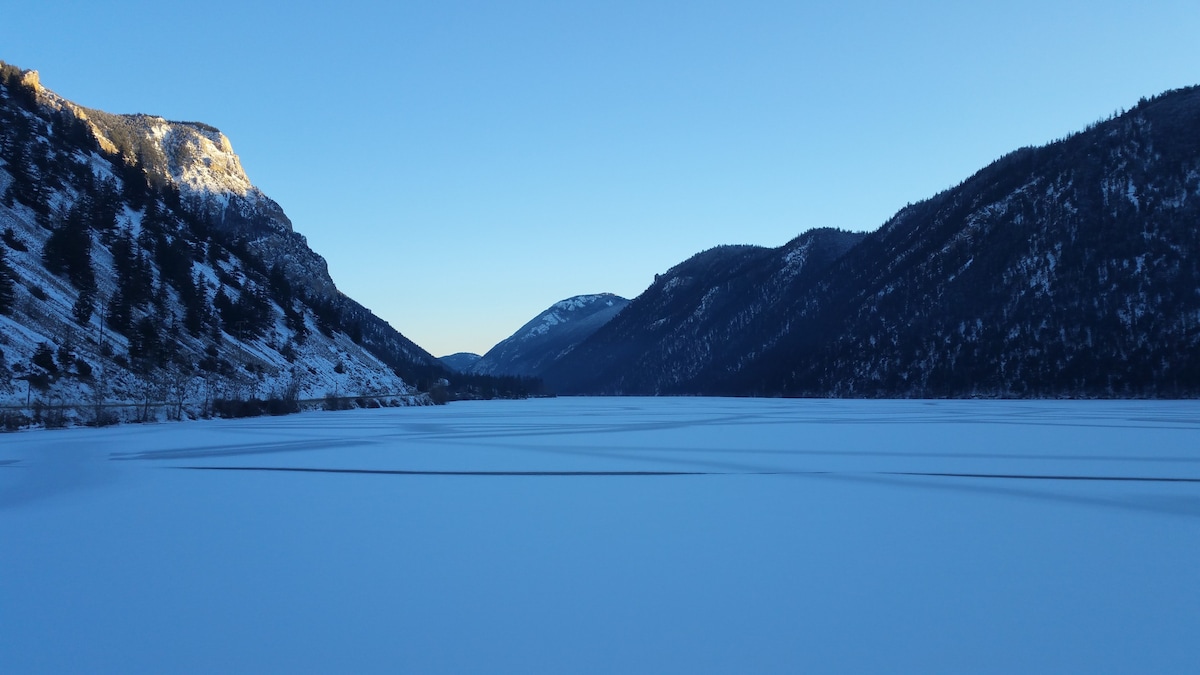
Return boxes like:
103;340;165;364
542;230;864;393
547;87;1200;397
0;62;442;422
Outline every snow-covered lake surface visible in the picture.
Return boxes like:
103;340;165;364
2;397;1198;673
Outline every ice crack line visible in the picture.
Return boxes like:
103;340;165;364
169;467;1200;482
172;466;749;476
882;471;1200;483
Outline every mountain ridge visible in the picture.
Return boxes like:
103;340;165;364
5;59;1197;422
473;293;630;378
438;352;482;373
544;86;1200;397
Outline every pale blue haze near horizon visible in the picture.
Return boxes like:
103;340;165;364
3;1;1199;356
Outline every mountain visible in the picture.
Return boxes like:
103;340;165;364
546;86;1200;397
473;293;630;377
0;62;443;424
438;352;481;373
541;231;865;393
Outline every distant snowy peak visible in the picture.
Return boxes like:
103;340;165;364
472;293;630;377
551;293;620;312
523;293;626;340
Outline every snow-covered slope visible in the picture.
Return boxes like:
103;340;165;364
0;63;434;425
473;293;630;377
36;74;337;301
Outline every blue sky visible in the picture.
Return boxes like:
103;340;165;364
4;1;1199;356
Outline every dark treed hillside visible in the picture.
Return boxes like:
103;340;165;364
542;230;865;394
439;352;482;373
546;87;1200;398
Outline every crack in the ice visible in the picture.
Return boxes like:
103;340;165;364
172;466;1200;483
173;466;762;477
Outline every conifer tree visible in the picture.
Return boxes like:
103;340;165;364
72;285;95;325
42;204;95;292
0;247;16;315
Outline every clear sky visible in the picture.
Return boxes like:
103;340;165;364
4;1;1199;356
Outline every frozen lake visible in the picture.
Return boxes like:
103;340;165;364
2;397;1199;673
